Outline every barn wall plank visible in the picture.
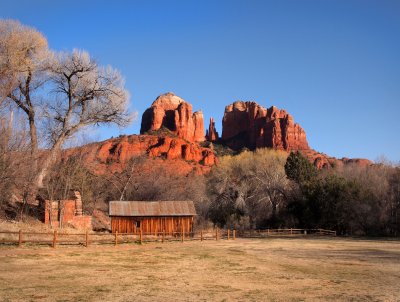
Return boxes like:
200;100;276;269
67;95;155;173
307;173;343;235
111;216;194;235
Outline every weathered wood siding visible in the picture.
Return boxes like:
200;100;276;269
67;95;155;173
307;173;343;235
110;216;194;235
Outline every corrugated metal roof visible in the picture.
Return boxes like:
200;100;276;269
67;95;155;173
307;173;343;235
109;201;196;217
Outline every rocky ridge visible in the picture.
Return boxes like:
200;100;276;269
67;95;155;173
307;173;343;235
64;134;216;175
212;100;371;168
65;92;371;174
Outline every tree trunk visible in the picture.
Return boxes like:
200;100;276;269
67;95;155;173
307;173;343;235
23;112;40;208
6;110;13;144
28;111;39;184
35;137;65;188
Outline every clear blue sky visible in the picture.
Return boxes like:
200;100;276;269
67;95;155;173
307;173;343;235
2;0;400;162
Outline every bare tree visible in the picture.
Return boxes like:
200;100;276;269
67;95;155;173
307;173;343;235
0;20;51;212
1;20;132;191
35;50;132;188
207;149;289;228
0;20;48;158
0;111;32;219
251;149;290;226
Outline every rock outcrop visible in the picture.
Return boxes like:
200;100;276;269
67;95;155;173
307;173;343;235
206;117;219;142
140;92;205;143
221;101;309;151
64;134;217;175
300;149;372;169
64;95;371;174
220;100;371;169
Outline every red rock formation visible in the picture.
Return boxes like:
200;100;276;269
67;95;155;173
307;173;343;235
220;100;371;169
300;149;373;169
140;92;205;143
222;101;309;151
206;117;219;142
63;93;215;176
63;96;371;173
63;134;216;175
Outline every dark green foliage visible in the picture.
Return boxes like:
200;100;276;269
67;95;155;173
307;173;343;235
200;141;238;157
284;152;392;235
285;151;318;184
303;175;362;233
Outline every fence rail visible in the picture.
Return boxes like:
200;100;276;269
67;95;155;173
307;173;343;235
237;228;337;237
0;228;336;248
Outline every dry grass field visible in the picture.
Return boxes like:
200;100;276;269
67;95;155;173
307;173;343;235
0;237;399;302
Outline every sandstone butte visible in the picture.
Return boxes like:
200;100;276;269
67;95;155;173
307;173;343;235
140;92;205;143
218;100;371;169
63;93;371;176
63;93;217;175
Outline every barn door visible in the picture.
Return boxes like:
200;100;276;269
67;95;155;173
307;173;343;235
135;220;141;234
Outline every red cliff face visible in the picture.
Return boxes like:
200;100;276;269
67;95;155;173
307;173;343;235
221;101;309;151
64;95;371;174
140;92;205;143
64;93;215;176
220;100;371;168
206;117;219;142
64;134;217;175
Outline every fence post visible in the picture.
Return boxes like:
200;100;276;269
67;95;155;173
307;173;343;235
140;228;143;244
227;229;230;240
181;225;184;243
334;231;337;236
200;230;203;242
267;229;269;236
52;230;57;248
162;230;165;243
18;229;22;247
85;230;89;247
216;229;218;241
290;228;293;235
233;229;236;240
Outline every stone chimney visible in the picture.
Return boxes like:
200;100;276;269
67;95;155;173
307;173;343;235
74;191;83;216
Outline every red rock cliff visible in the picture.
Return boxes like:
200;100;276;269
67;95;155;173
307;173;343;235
206;117;219;142
64;96;371;173
63;134;217;175
140;92;205;143
221;101;309;151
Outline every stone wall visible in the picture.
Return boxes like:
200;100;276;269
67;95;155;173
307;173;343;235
43;193;92;230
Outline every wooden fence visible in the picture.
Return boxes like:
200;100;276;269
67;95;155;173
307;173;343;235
237;228;337;237
0;228;336;248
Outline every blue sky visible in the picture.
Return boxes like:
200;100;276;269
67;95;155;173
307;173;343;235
2;0;399;162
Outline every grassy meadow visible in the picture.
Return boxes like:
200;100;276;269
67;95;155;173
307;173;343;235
0;237;399;301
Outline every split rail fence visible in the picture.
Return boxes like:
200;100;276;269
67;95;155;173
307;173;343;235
0;228;336;248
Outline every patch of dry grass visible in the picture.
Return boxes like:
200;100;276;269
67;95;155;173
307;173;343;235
0;238;399;301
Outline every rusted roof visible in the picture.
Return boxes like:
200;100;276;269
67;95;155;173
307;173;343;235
109;201;196;217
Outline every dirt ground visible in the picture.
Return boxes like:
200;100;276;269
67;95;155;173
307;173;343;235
0;237;399;302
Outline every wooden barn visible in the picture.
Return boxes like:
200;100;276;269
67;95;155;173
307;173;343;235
109;200;196;235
